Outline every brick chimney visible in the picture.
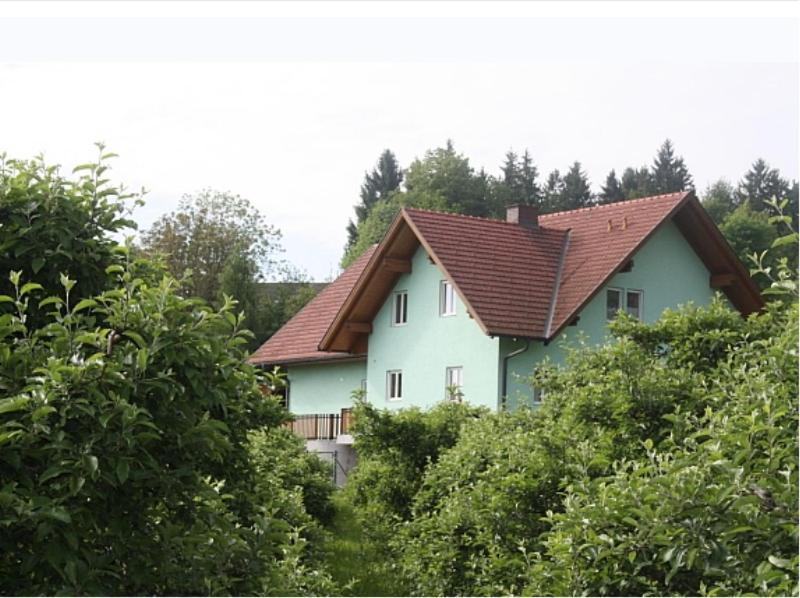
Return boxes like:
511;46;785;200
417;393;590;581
506;204;539;229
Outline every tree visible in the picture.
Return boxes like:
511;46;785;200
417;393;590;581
141;189;281;304
562;161;594;209
702;179;738;224
650;139;693;194
599;169;625;204
0;152;338;595
720;204;783;288
0;145;139;316
737;159;793;213
620;166;653;199
346;149;403;250
541;169;565;213
404;140;491;217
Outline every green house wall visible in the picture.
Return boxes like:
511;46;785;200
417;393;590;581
502;220;719;409
365;245;501;410
287;360;366;415
284;219;722;415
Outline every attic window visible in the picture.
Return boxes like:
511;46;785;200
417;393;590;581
392;291;408;326
626;289;643;319
606;288;622;320
440;281;456;316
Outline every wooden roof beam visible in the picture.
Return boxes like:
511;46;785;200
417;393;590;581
343;321;372;334
710;273;736;288
383;258;412;273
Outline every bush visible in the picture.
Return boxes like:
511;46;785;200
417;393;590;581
527;306;798;596
0;151;337;595
351;300;797;596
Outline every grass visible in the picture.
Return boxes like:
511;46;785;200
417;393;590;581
324;491;403;596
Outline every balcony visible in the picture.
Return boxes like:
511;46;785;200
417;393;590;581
285;408;354;443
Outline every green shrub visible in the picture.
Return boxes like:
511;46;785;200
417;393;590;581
527;307;798;597
0;151;338;595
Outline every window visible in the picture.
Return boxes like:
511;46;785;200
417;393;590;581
440;280;456;316
445;366;463;401
387;370;403;401
533;387;544;405
392;291;407;326
626;289;643;319
606;288;622;320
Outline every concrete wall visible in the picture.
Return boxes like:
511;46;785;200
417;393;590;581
287;360;366;415
306;439;357;487
503;220;719;409
365;245;501;410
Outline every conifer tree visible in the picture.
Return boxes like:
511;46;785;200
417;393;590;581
541;169;564;213
736;159;791;213
599;169;625;204
346;149;403;249
559;161;594;210
620;166;653;200
650;139;693;194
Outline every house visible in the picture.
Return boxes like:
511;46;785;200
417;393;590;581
250;191;763;477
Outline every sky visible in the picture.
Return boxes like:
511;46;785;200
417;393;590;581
0;2;797;281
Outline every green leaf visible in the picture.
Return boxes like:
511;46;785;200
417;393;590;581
136;348;149;372
768;555;794;571
84;455;99;475
0;395;30;415
19;282;43;297
46;508;71;524
72;298;97;314
771;234;798;249
38;296;64;309
105;264;125;275
122;330;146;348
31;257;45;274
116;460;129;484
0;295;13;304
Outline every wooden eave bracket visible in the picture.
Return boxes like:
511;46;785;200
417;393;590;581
382;258;412;273
710;273;736;288
343;321;372;333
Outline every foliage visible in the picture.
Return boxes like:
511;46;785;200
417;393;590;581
346;149;403;251
341;189;448;267
702;178;737;224
141;188;282;303
599;169;625;204
346;297;798;597
0;146;140;318
527;307;798;597
492;150;540;208
650;138;693;193
0;152;338;596
344;399;485;541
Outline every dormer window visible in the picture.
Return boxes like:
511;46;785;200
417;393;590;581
392;291;408;326
440;281;456;316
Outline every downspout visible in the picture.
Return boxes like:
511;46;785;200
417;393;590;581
500;339;531;411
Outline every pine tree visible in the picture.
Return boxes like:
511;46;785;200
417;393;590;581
620;166;653;200
736;159;792;213
650;139;693;194
541;169;564;213
346;149;403;249
519;150;540;205
560;161;594;210
599;169;625;204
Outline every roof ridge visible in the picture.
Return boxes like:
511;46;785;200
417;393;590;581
403;191;690;226
538;191;690;219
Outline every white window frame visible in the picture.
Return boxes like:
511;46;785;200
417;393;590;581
391;291;408;326
445;366;463;400
625;289;643;320
606;287;623;320
440;280;456;317
386;370;403;401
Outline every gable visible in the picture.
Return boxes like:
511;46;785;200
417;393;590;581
311;192;764;355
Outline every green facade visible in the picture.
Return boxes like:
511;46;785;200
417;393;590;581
503;221;719;409
364;245;501;410
286;220;719;414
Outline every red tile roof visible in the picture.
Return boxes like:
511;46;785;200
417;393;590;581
403;209;569;338
541;191;690;336
255;191;762;363
248;246;376;365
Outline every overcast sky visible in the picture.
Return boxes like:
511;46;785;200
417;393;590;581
1;3;797;280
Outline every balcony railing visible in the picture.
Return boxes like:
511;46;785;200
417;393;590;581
286;408;354;440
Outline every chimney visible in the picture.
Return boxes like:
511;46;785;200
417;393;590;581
506;204;539;229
